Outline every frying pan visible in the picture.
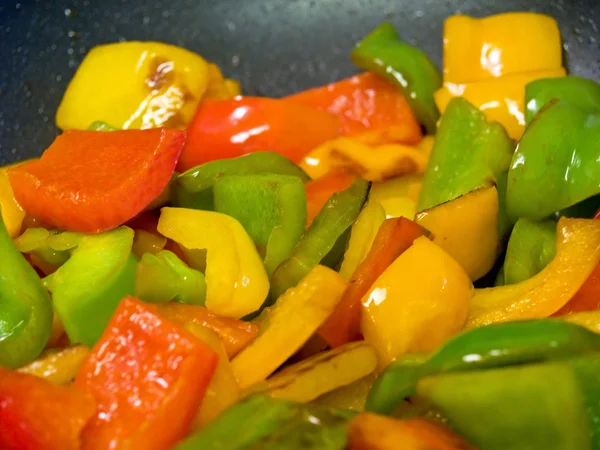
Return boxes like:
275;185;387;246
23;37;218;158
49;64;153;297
1;0;599;166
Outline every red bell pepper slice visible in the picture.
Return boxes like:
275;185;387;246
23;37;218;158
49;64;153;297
319;217;429;348
287;72;423;144
305;171;356;226
178;97;341;171
9;129;185;233
74;296;218;450
0;367;95;450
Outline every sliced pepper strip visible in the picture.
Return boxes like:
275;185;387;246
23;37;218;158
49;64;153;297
75;296;218;450
18;345;90;385
158;207;269;318
467;218;600;327
0;167;25;238
304;171;356;226
554;263;600;315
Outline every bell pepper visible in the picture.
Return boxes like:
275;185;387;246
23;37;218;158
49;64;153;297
366;319;600;415
255;341;378;403
0;367;95;450
185;325;240;429
319;217;428;348
351;23;442;133
19;345;89;385
361;236;472;367
369;175;423;219
313;373;377;412
300;136;429;181
563;310;600;333
416;186;499;281
135;249;207;305
467;218;600;327
14;227;78;269
158;207;269;318
435;68;565;140
232;265;347;389
507;101;600;220
270;179;369;300
213;173;307;275
418;97;514;237
501;218;557;285
178;97;341;171
87;120;118;131
8;129;185;233
443;13;562;84
417;353;600;450
155;302;258;358
526;76;600;123
304;170;356;226
555;264;600;315
338;200;386;279
287;72;422;144
132;229;167;257
46;226;137;347
0;167;25;238
0;214;53;369
175;151;310;211
204;62;242;100
75;296;218;450
347;414;473;450
57;42;209;130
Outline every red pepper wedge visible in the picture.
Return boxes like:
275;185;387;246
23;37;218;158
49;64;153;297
9;129;185;233
75;296;218;450
305;171;356;226
0;367;95;450
178;96;341;171
319;217;429;348
287;72;423;144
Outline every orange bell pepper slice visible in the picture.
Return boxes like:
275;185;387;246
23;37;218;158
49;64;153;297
305;171;356;226
178;96;341;171
319;217;429;348
287;72;422;145
155;302;259;358
0;367;95;450
9;129;185;233
75;296;218;450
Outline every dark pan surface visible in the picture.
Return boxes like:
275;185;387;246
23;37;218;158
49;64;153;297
1;0;599;165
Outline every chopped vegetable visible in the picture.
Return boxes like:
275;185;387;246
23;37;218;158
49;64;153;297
18;345;90;385
232;265;347;389
74;297;218;450
8;129;185;233
555;263;600;315
158;207;269;318
304;170;356;226
0;167;25;238
351;23;442;133
132;228;167;257
178;96;341;170
369;174;423;219
205;62;242;99
313;373;377;412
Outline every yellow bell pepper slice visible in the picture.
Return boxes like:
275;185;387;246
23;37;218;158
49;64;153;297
443;13;562;84
204;63;242;100
224;78;242;97
562;311;600;334
369;175;422;219
257;341;378;403
435;68;566;139
131;229;167;258
158;207;269;319
0;165;26;238
312;373;378;412
231;265;347;389
56;41;209;130
416;186;499;281
18;346;90;385
467;218;600;328
300;137;428;181
339;201;386;279
186;324;240;429
361;236;472;368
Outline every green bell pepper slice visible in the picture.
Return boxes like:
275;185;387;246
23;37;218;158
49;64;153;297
417;97;514;236
174;152;310;211
366;319;600;415
525;76;600;124
502;218;557;285
351;22;442;133
270;179;369;300
507;100;600;221
213;173;307;276
135;250;206;305
87;121;119;131
14;227;80;266
0;215;53;368
45;226;137;347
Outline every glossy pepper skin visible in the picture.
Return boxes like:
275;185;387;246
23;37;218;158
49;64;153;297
0;167;25;238
0;214;53;369
351;23;442;133
507;101;600;221
525;76;600;123
366;319;600;415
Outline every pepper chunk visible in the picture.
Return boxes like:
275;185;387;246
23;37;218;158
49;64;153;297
0;166;25;238
75;296;218;450
351;23;442;133
0;367;96;450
